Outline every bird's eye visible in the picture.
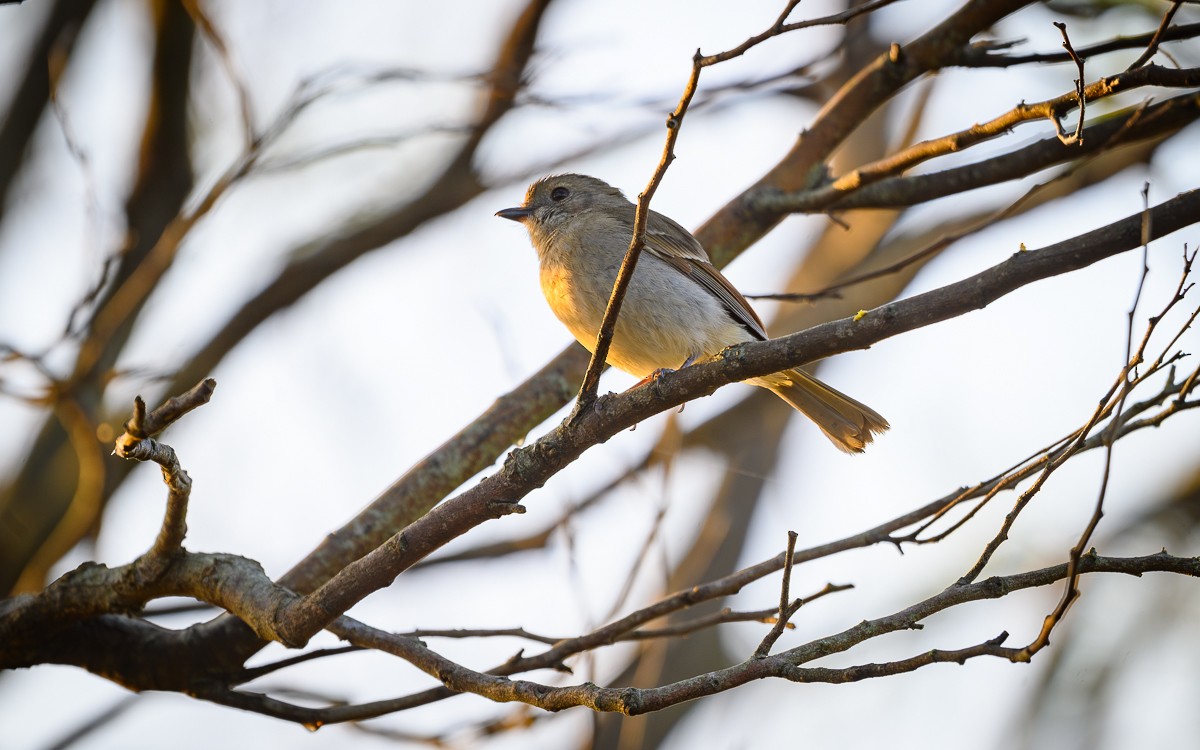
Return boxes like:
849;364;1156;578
550;186;570;202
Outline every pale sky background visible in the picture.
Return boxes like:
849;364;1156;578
1;1;1199;748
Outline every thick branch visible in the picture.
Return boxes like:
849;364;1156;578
0;551;296;673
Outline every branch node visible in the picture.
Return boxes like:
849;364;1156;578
487;500;527;517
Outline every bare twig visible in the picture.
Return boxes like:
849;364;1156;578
906;368;1197;547
121;378;217;440
960;233;1195;585
237;645;362;682
820;93;1192;212
907;246;1196;547
624;607;786;640
1051;22;1086;146
1126;1;1184;71
571;55;703;416
698;0;906;68
402;627;561;646
112;379;216;560
754;531;799;658
1010;182;1156;661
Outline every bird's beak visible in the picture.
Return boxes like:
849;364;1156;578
495;206;532;222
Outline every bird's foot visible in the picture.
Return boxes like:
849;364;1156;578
632;354;700;389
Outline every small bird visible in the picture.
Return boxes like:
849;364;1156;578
496;174;888;452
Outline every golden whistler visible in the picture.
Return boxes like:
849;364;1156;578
498;174;888;453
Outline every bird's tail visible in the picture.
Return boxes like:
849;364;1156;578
755;369;889;453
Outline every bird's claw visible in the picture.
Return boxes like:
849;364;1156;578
635;354;698;389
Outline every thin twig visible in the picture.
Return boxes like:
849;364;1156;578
1051;22;1086;146
402;627;561;646
238;645;362;682
959;231;1194;584
125;378;217;439
699;0;906;67
1010;182;1156;661
754;531;799;658
625;607;784;640
909;247;1196;546
904;368;1194;546
572;55;703;416
1126;1;1184;71
112;379;216;561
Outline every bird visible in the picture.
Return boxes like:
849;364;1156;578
496;173;888;452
